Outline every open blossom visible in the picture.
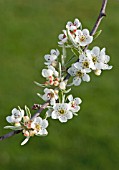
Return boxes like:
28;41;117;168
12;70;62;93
42;68;53;78
75;29;93;46
68;95;82;114
68;64;90;86
74;54;94;72
31;117;48;136
51;103;73;123
6;108;24;123
86;46;112;71
41;88;58;105
58;30;68;45
66;18;81;32
44;49;60;66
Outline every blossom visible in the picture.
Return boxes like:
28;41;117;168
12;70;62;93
68;64;90;86
75;29;93;46
58;30;68;45
44;49;60;66
51;103;73;123
6;108;24;123
59;81;66;90
31;117;48;136
41;88;58;105
74;54;94;72
86;46;112;71
67;95;82;114
66;18;81;32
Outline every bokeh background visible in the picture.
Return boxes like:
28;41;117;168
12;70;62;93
0;0;119;169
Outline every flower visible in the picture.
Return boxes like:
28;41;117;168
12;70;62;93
66;18;81;32
86;46;112;71
6;108;24;123
31;117;48;136
68;64;90;86
51;103;73;123
42;68;53;78
67;95;82;114
44;49;60;66
41;88;58;105
58;30;68;45
74;54;94;72
75;29;93;46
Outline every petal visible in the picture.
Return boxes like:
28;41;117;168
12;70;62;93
82;29;90;36
82;74;90;82
37;129;48;136
44;54;51;61
41;119;48;128
21;137;30;146
74;98;82;104
66;111;73;119
51;111;58;119
74;18;81;28
73;77;82;86
67;95;73;102
59;116;67;123
92;46;100;56
6;116;12;123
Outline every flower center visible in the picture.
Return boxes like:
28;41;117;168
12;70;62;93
83;61;89;68
59;109;65;114
35;124;41;131
80;35;86;42
92;56;97;63
76;71;83;77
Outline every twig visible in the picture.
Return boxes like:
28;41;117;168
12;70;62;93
0;0;108;142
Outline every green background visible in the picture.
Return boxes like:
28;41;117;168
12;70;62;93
0;0;119;169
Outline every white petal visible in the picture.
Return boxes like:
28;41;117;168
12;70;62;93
41;119;48;129
73;77;82;86
92;46;100;56
82;74;90;82
6;116;12;123
44;54;51;61
51;111;58;119
21;137;30;146
74;98;82;104
37;129;48;136
59;116;67;123
66;111;73;119
67;95;73;102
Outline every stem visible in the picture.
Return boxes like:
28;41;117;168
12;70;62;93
0;0;108;142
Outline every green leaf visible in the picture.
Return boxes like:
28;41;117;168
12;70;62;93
93;30;102;40
64;88;71;94
25;105;31;118
34;81;48;87
4;126;22;130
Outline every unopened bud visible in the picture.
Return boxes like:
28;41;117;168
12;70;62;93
59;81;66;90
94;69;101;76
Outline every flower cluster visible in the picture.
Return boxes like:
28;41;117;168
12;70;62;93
4;18;112;145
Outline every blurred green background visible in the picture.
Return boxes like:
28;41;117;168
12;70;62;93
0;0;119;169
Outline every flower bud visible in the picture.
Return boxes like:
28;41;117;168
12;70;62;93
23;116;30;122
14;122;21;127
23;130;29;137
59;81;66;90
94;69;102;76
54;81;59;86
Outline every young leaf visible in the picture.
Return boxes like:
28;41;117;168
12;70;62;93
93;30;102;40
25;105;31;118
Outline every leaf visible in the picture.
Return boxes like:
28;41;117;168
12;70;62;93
4;126;22;130
64;88;71;94
71;48;79;57
25;105;31;118
34;81;47;87
93;30;102;40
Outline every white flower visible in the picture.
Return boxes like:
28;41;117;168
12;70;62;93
31;117;48;136
75;29;93;46
48;66;59;77
51;103;73;123
58;30;68;45
42;88;58;105
86;46;112;71
66;18;81;31
59;81;66;90
6;108;24;123
68;64;90;86
44;49;60;66
74;54;94;72
68;95;82;114
42;68;53;78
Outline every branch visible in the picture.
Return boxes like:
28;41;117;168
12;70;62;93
0;0;108;142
